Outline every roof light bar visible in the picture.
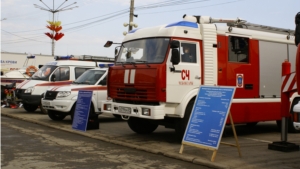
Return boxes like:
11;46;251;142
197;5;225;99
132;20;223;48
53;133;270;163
27;55;36;59
99;64;114;68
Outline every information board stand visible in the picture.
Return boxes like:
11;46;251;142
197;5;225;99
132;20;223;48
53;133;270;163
72;90;93;132
179;86;241;162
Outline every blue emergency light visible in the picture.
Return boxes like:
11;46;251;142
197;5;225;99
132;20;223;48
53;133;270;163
165;21;198;28
27;55;35;59
99;64;114;68
54;55;74;60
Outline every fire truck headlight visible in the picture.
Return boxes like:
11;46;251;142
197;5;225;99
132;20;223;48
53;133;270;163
57;91;71;98
142;108;151;116
104;104;111;111
24;87;34;94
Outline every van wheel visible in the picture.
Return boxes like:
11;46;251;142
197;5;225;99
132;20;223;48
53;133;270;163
175;98;195;141
70;103;95;123
48;110;67;121
40;104;47;114
127;117;158;134
23;103;38;112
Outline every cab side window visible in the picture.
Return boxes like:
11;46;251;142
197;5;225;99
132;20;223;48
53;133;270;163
228;36;249;63
180;43;196;63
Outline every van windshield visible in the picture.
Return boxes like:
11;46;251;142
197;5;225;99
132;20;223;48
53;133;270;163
73;69;106;85
116;38;170;64
31;65;57;80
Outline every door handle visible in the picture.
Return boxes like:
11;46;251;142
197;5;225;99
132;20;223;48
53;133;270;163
195;75;201;80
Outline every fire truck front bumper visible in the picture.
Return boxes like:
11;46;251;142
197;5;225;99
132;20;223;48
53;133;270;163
293;101;300;130
41;99;75;113
101;101;167;120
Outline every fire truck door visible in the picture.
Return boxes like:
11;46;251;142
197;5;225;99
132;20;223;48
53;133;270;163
224;36;259;98
166;41;201;103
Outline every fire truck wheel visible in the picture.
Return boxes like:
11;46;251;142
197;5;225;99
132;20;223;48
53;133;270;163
127;117;158;134
175;98;195;140
48;110;67;121
246;122;258;127
113;114;121;119
23;103;38;112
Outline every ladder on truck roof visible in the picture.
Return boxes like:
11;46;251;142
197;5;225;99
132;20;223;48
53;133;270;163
185;15;295;39
210;17;295;39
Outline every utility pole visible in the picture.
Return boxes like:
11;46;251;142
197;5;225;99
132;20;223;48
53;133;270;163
128;0;134;32
34;0;78;56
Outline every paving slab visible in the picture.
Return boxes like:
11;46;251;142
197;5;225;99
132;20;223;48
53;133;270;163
1;107;300;169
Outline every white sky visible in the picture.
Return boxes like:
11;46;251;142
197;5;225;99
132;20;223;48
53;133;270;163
1;0;299;58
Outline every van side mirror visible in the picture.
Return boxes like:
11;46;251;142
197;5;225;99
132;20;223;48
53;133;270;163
170;40;180;48
171;49;180;65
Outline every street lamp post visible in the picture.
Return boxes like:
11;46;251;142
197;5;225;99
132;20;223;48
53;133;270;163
34;0;78;56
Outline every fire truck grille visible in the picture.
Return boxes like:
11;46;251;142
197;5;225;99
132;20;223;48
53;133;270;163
44;91;58;100
110;86;157;101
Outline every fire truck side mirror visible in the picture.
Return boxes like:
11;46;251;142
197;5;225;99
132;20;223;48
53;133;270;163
114;46;120;56
171;49;180;65
170;40;180;48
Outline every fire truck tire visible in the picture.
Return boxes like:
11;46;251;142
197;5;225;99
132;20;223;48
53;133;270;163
48;110;67;121
246;122;258;127
113;114;121;119
127;117;158;134
175;98;195;140
23;103;38;112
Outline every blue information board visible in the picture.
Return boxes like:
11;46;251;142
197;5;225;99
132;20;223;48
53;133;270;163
72;90;93;132
182;86;235;150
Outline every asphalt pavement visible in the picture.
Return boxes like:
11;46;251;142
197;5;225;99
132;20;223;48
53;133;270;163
1;107;300;169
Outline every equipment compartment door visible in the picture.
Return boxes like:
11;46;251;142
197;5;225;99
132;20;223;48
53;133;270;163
219;35;259;98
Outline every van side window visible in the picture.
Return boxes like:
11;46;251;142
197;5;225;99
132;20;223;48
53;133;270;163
53;67;70;81
228;36;249;63
180;43;197;63
75;68;91;79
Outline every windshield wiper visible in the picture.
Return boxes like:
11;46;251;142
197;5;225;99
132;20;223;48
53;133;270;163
116;61;126;68
73;82;90;85
135;60;150;67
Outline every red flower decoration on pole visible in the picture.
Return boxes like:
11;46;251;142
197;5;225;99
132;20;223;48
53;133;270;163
45;21;64;41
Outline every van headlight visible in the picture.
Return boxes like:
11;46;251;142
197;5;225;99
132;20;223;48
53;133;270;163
57;91;71;98
24;87;34;93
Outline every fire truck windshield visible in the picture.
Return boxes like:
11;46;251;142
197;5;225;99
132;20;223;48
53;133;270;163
116;38;170;64
30;65;57;80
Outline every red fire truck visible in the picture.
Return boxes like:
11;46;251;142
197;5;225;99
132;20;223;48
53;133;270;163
102;15;298;138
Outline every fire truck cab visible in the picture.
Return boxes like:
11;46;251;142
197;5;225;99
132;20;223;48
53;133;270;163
102;15;297;138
